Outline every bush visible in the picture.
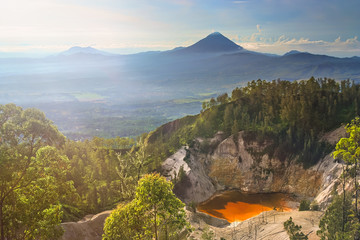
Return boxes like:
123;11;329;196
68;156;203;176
299;199;311;211
310;201;319;211
284;217;308;240
201;226;215;240
187;201;197;213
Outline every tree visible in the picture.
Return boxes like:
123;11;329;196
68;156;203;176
60;135;151;216
299;199;311;211
317;194;359;240
103;201;149;240
284;217;308;240
217;93;229;104
231;87;243;101
223;104;234;134
209;98;217;108
201;226;215;240
202;101;210;111
103;173;190;240
0;104;70;240
112;136;151;200
129;137;151;181
333;117;360;218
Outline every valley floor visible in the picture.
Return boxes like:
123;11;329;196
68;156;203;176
189;210;323;240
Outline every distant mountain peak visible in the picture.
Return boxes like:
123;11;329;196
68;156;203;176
180;32;243;53
68;46;93;51
284;50;307;56
209;31;223;36
59;46;112;56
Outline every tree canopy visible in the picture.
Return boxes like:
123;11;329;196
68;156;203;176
317;194;359;240
0;104;72;240
147;78;360;168
103;173;189;240
283;217;308;240
333;117;360;218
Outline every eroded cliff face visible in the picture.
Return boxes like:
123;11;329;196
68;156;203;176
162;147;217;204
164;127;346;207
209;131;323;196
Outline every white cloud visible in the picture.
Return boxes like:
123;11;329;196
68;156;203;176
238;35;360;57
245;24;262;42
256;24;262;33
237;26;360;57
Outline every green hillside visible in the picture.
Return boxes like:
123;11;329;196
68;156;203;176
147;77;360;168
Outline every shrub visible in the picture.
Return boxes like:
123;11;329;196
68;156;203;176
299;199;311;211
310;201;319;211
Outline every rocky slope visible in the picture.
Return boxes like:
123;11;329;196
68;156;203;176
60;211;111;240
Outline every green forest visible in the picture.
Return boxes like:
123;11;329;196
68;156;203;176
1;77;360;239
147;77;359;168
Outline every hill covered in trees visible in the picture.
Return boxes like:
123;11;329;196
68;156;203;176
147;77;360;168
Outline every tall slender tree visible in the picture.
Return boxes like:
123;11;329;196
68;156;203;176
333;117;360;219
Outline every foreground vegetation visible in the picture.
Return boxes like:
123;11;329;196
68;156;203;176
0;104;150;238
0;104;71;240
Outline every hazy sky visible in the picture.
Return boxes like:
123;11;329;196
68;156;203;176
0;0;359;57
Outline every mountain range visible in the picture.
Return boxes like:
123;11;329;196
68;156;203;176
1;32;360;138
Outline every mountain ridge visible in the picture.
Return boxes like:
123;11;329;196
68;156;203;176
1;32;358;59
53;32;358;60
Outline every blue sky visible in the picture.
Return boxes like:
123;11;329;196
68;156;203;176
0;0;359;57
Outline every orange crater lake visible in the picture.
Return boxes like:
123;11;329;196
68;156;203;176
197;191;293;223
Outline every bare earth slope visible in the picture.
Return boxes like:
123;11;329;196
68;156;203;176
188;209;323;240
60;211;111;240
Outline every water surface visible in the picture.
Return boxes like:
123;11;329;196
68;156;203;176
198;191;293;222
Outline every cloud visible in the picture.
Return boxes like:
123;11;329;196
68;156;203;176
345;36;358;44
256;24;262;33
238;35;360;57
249;24;262;42
233;1;248;3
